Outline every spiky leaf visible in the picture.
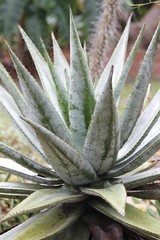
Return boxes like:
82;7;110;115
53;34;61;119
69;9;95;151
83;68;120;174
0;204;84;240
24;118;97;185
120;24;160;147
0;158;59;185
91;200;160;239
1;186;86;222
0;142;56;177
95;16;131;100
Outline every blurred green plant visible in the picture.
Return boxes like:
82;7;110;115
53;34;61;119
0;0;97;49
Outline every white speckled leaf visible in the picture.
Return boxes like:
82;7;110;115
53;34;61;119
69;9;95;151
120;24;160;147
8;44;70;143
83;68;120;174
19;26;63;121
24;119;97;185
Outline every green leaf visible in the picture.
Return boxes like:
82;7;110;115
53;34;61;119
69;9;95;151
0;86;46;159
83;68;120;174
7;44;71;144
82;184;126;216
108;132;160;177
24;118;97;185
114;168;160;189
0;192;28;199
0;203;84;240
19;26;64;122
90;200;160;239
0;62;26;114
120;23;160;147
40;38;69;126
114;25;145;103
1;186;86;222
95;16;131;101
0;158;60;186
118;90;160;161
51;32;70;91
0;142;56;178
0;182;51;194
128;189;160;200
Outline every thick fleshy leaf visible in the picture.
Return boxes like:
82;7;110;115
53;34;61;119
0;204;84;240
90;200;160;239
2;186;86;222
95;16;131;101
114;168;160;189
114;25;145;103
24;119;97;185
128;189;160;200
8;45;71;143
69;10;95;151
118;90;160;161
109;132;160;177
0;192;28;199
83;68;120;174
19;26;64;121
0;86;45;158
0;142;56;177
0;158;61;185
0;182;51;194
40;38;69;126
120;24;160;147
0;62;26;114
81;184;126;216
52;32;70;91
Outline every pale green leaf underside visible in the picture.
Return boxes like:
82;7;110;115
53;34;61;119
2;186;86;222
0;204;84;240
82;184;126;216
91;200;160;239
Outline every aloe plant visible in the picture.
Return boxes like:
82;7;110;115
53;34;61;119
0;9;160;240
